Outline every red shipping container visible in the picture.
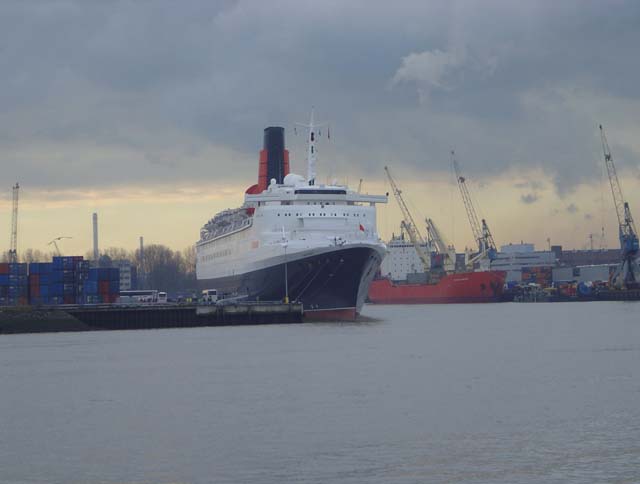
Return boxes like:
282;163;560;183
99;281;110;293
0;263;8;275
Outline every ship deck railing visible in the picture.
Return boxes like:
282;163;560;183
200;217;253;243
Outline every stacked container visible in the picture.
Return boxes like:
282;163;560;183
28;262;53;305
521;266;553;287
0;263;8;305
0;263;28;306
50;256;89;305
82;268;120;304
75;259;90;303
21;257;122;306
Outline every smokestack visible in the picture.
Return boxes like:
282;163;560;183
139;236;144;289
92;213;99;263
258;127;289;191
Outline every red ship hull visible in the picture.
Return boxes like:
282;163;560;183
368;271;506;304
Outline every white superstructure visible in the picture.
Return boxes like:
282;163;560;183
490;243;556;282
379;235;430;281
196;180;387;281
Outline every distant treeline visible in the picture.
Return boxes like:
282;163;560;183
1;245;198;294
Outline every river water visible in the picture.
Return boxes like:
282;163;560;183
1;302;639;484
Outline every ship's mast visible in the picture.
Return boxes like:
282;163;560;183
295;108;328;186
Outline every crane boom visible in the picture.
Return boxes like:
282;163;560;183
600;125;637;237
426;218;448;254
426;218;456;273
599;124;639;288
48;236;72;257
451;151;496;258
384;166;431;272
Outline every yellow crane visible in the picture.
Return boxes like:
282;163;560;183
451;151;497;268
384;166;431;272
426;218;456;273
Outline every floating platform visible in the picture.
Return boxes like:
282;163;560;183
0;302;304;335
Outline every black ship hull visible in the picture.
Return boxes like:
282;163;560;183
198;246;383;320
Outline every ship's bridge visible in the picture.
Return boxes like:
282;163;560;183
244;181;387;207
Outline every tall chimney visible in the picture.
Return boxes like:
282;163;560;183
139;236;144;289
92;213;99;263
258;127;289;191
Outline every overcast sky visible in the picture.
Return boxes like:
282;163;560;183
1;0;640;253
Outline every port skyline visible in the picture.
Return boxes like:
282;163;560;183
1;165;637;256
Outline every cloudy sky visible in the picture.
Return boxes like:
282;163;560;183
1;0;639;254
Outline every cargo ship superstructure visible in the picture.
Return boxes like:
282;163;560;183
196;112;387;320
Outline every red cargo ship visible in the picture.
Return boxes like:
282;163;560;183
368;270;506;304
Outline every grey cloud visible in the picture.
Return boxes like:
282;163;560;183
1;0;640;193
520;193;539;204
514;180;545;191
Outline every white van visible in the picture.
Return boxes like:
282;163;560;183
201;289;218;303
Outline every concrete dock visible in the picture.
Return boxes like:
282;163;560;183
0;302;304;335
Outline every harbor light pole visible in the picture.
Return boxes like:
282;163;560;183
283;242;289;304
281;226;289;304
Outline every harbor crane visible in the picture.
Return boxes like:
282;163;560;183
48;236;72;257
426;218;456;273
599;125;639;289
384;166;431;272
451;151;497;268
8;183;19;263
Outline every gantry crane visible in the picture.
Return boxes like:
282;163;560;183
48;236;72;257
8;183;19;263
451;151;497;268
384;166;431;272
426;218;456;273
599;125;639;289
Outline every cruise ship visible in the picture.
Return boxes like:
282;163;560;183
196;111;388;320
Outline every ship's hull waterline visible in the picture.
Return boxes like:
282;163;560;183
199;246;384;320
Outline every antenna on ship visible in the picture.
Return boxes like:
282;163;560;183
295;107;329;186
